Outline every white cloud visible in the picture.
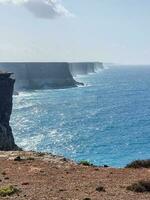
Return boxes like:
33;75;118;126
0;0;73;19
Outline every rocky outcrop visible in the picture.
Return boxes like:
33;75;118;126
69;62;104;76
0;72;18;150
0;62;79;90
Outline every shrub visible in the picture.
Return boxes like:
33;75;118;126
126;159;150;168
79;160;93;166
26;157;35;161
0;185;19;197
36;152;45;157
127;180;150;193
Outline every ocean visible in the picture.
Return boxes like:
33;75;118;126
11;66;150;167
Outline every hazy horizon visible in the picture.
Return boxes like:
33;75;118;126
0;0;150;65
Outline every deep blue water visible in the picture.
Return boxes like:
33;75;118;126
11;66;150;167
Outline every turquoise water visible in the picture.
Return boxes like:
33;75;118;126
11;66;150;167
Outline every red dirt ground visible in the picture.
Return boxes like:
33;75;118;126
0;151;150;200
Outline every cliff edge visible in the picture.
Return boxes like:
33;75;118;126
0;72;19;150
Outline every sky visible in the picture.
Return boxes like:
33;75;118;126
0;0;150;64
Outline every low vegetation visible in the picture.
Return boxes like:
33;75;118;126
126;159;150;168
127;180;150;193
26;157;35;161
36;152;46;157
0;185;19;197
14;156;35;161
79;160;93;166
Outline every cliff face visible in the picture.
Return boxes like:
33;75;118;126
0;62;77;90
69;62;104;76
0;72;18;150
0;62;103;90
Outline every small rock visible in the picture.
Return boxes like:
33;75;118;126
14;156;22;161
4;177;9;180
22;182;29;186
96;186;105;192
61;157;68;162
104;165;109;168
59;189;66;192
1;172;6;176
39;170;45;173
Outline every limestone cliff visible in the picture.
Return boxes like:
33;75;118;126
69;62;104;76
0;62;104;90
0;62;78;90
0;72;18;150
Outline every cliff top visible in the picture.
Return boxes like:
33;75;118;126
0;71;13;78
0;151;149;200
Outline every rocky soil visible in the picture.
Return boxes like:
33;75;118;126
0;151;149;200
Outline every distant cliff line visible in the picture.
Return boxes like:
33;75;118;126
0;62;103;90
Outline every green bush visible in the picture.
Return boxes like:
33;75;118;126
79;160;93;166
0;185;19;197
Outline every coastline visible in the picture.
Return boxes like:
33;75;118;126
0;70;150;199
0;62;103;90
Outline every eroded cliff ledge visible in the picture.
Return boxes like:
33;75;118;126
0;72;18;150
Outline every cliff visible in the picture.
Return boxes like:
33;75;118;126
0;62;78;90
0;62;104;90
0;72;18;150
69;62;104;76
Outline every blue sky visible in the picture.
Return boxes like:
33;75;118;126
0;0;150;64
